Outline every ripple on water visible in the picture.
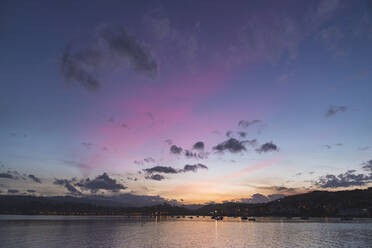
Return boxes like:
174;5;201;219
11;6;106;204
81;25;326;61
0;216;371;248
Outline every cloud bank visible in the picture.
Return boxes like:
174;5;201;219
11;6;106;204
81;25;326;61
315;162;372;188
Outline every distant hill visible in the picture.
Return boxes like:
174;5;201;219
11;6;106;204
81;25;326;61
1;188;371;217
194;188;372;217
0;195;190;216
265;187;372;217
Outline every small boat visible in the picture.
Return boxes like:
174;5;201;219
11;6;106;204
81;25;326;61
248;218;256;221
176;216;181;218
215;216;223;221
212;215;223;220
241;216;248;220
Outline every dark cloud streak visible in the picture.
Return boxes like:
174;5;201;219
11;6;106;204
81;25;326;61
100;26;157;77
238;120;262;129
145;174;165;181
28;174;41;184
54;179;81;195
324;105;347;117
60;25;157;90
0;172;15;179
182;163;208;172
143;163;208;180
143;166;178;174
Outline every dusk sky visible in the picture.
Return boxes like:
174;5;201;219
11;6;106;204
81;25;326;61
1;0;372;205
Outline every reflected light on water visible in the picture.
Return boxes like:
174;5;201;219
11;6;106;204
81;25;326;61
0;216;371;248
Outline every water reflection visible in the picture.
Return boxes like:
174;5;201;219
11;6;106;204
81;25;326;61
0;216;371;248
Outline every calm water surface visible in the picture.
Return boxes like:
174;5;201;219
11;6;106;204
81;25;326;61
1;215;371;248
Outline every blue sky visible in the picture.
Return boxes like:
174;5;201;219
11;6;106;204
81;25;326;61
0;0;371;204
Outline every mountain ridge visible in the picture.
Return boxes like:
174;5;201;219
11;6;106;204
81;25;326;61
1;187;371;217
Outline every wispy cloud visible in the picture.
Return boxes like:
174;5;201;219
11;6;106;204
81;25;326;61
181;163;208;173
54;179;81;195
324;105;348;117
257;185;302;194
358;146;370;151
362;160;372;172
271;186;297;193
0;170;27;180
0;172;15;179
145;174;165;181
100;26;157;76
144;166;178;174
316;26;347;56
61;46;101;90
61;25;157;90
28;174;41;184
238;119;262;129
143;163;208;180
81;142;93;150
240;193;285;204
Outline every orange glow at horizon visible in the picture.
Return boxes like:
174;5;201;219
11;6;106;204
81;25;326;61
159;157;283;204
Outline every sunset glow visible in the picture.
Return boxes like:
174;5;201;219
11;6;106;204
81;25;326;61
1;0;372;206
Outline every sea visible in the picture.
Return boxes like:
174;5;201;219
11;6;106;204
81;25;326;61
0;215;371;248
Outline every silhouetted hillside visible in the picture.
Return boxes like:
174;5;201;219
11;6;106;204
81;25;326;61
0;195;190;216
1;188;371;217
265;188;372;217
194;188;372;217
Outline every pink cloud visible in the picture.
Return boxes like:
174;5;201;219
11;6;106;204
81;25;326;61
78;65;230;172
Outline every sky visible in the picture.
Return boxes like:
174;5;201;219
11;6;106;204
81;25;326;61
0;0;372;205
